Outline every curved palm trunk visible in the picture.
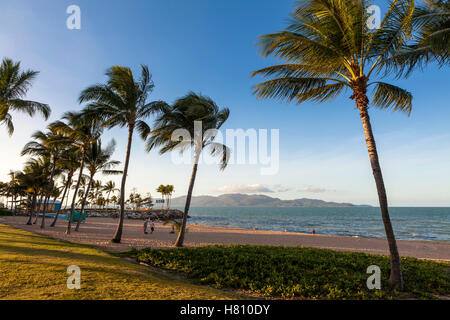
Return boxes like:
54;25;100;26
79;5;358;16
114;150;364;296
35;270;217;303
41;160;57;229
33;194;44;224
355;90;404;290
175;147;201;247
112;125;134;243
66;148;87;235
26;194;37;225
75;172;94;232
50;172;73;227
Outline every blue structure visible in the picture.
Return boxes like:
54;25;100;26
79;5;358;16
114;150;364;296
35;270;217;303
36;200;61;212
66;211;86;222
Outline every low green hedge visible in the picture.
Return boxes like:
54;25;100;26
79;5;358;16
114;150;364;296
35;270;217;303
131;245;450;299
0;208;13;216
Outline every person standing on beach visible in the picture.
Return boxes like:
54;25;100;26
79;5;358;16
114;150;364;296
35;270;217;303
150;220;155;234
143;219;148;234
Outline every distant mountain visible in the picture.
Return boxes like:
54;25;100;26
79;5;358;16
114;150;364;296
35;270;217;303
169;193;369;207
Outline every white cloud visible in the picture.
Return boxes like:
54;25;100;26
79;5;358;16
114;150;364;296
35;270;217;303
300;186;335;193
216;184;283;194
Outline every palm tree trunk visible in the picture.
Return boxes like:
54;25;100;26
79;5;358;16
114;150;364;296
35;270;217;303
40;194;50;228
13;195;17;215
66;148;87;234
40;160;57;229
33;194;44;224
112;125;134;243
50;172;72;227
175;147;201;247
75;172;94;232
356;96;404;290
26;194;37;225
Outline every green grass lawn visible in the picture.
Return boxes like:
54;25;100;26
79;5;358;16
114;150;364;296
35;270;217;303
131;245;450;300
0;224;239;300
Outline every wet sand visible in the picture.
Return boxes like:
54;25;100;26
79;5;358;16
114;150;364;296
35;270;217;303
1;216;449;261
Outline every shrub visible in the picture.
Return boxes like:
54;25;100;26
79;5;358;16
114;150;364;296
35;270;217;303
0;208;13;216
133;245;450;299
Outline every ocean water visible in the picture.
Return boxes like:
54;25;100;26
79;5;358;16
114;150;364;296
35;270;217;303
180;207;450;243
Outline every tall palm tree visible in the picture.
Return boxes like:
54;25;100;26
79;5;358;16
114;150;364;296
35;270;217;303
103;180;119;207
51;111;102;234
74;139;121;231
0;58;51;136
250;0;418;290
147;92;230;247
79;64;168;243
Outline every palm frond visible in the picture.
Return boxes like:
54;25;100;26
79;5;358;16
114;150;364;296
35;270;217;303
370;81;412;114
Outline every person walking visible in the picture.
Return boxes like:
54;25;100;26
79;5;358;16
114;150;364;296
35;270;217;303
150;220;155;234
143;219;148;234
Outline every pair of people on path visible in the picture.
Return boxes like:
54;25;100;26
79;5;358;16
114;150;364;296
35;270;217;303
143;219;154;234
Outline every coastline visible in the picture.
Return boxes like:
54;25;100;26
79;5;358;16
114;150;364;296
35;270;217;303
1;216;449;262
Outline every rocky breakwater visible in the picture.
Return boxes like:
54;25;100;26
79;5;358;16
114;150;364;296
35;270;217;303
85;209;187;221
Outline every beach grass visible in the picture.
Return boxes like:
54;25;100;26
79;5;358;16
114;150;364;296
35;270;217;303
131;245;450;300
0;224;239;299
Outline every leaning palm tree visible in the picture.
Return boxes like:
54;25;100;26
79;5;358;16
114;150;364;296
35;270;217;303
0;58;51;136
79;64;168;243
103;180;119;208
51;111;102;234
251;0;418;290
74;139;121;231
146;92;230;247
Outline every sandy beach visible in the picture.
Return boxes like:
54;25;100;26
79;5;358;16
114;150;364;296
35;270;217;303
1;216;449;262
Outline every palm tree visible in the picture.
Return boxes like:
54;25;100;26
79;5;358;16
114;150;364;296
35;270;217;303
74;139;121;231
21;157;50;224
250;0;418;290
110;195;119;208
147;92;230;247
21;126;68;228
103;180;119;208
417;0;449;59
385;0;449;75
51;111;102;234
79;64;168;243
156;184;167;209
50;147;80;227
165;185;175;209
91;180;104;207
6;171;20;213
0;58;51;136
16;162;45;225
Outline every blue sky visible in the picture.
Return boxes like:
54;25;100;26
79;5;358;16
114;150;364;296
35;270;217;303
1;0;449;206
